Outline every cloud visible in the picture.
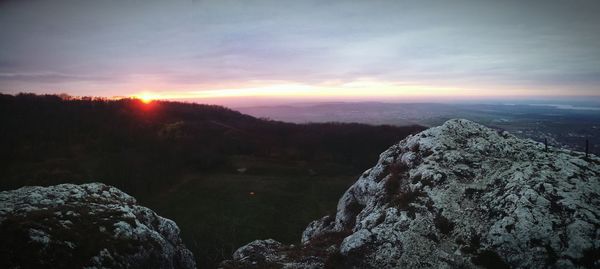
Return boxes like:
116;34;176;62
0;72;117;83
0;0;599;97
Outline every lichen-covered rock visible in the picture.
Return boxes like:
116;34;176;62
222;119;600;269
301;216;337;245
0;183;196;269
219;233;348;269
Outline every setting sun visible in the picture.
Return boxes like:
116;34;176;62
135;92;160;104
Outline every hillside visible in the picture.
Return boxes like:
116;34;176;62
0;93;424;267
222;119;600;268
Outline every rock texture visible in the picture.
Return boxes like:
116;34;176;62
0;183;196;269
221;119;600;269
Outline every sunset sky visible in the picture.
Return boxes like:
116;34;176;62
1;0;599;105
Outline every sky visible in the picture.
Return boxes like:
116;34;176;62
1;0;599;105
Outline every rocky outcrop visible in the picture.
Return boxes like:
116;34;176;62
221;119;600;269
0;183;196;269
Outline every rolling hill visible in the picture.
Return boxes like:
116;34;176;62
0;93;424;267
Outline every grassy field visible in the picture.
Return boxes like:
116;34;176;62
142;155;365;267
146;167;359;267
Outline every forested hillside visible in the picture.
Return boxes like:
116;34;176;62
0;93;424;267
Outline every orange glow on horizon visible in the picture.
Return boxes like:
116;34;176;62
127;79;593;103
134;92;161;104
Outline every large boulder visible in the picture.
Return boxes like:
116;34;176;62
222;119;600;268
0;183;196;269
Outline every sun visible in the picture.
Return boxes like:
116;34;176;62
135;92;160;104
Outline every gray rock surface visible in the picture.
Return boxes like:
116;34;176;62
0;183;196;269
221;119;600;269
